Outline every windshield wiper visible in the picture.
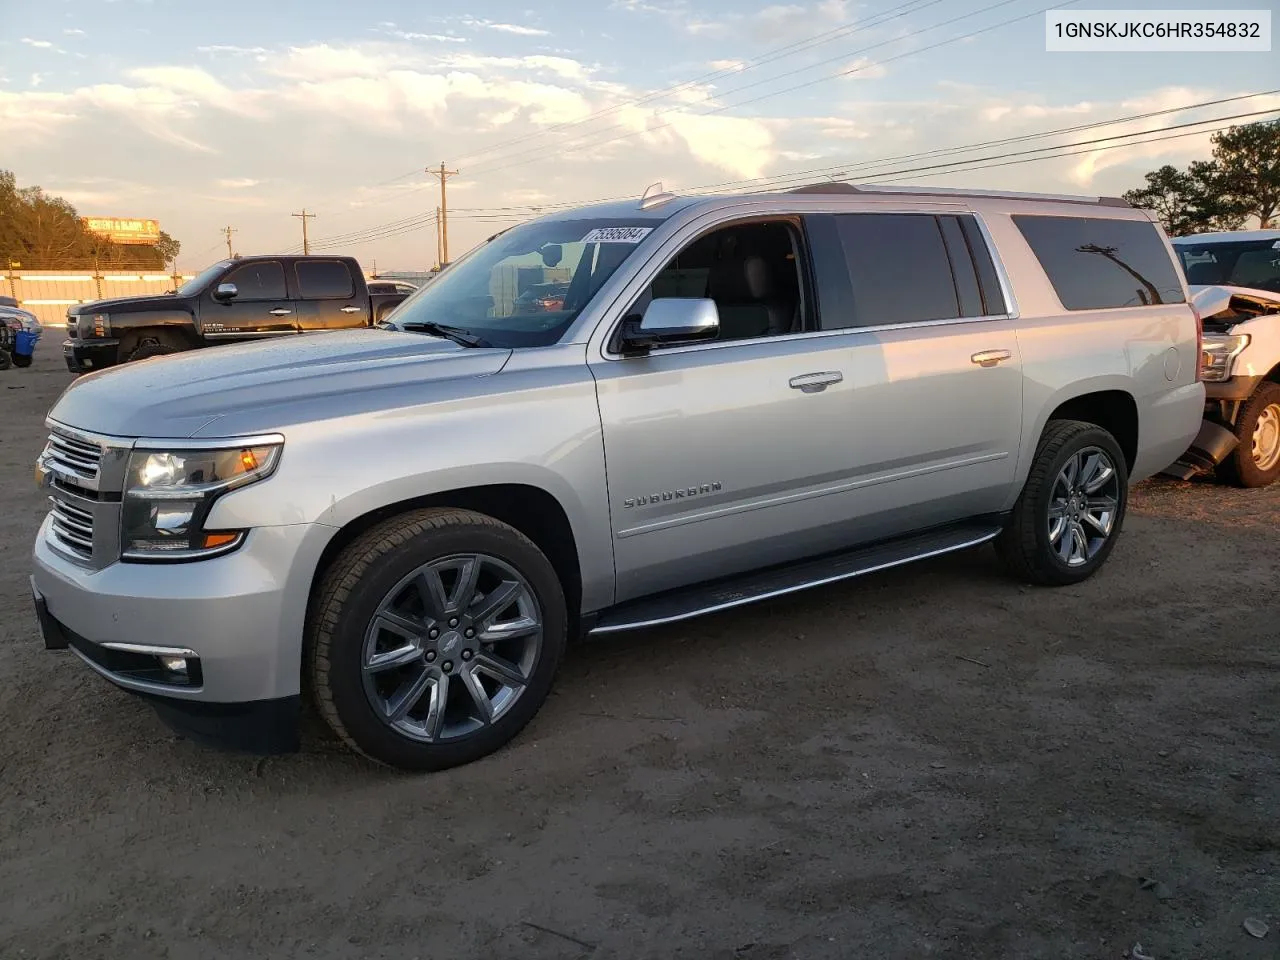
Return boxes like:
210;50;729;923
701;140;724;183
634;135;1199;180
400;321;491;348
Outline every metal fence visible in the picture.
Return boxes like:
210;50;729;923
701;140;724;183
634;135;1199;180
3;270;195;328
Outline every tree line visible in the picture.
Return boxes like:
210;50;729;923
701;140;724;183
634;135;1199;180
0;169;180;270
1122;119;1279;235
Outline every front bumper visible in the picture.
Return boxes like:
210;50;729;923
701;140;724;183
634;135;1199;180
63;337;120;373
31;517;334;753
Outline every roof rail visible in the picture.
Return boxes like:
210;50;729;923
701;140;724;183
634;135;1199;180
784;182;1132;207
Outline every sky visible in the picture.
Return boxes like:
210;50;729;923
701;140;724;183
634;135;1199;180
1;0;1278;272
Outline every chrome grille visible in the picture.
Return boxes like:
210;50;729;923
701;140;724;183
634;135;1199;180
48;495;95;559
46;430;103;485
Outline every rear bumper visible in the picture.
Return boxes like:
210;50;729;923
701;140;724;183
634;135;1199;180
63;337;120;373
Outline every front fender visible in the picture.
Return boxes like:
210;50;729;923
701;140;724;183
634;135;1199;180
202;369;616;613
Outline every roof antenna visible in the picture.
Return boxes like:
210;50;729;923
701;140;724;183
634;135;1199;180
639;181;677;210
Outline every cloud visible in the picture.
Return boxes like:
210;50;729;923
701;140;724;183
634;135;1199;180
63;28;86;37
21;38;55;48
197;44;269;56
686;0;851;38
461;17;550;37
841;57;888;80
708;59;748;72
215;178;261;188
30;73;45;88
386;30;466;43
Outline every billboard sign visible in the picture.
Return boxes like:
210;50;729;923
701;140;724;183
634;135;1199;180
82;217;162;245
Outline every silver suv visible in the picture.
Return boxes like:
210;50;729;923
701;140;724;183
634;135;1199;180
31;183;1205;771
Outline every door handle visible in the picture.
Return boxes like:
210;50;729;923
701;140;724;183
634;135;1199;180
970;349;1012;368
789;371;843;393
340;306;361;314
268;308;292;316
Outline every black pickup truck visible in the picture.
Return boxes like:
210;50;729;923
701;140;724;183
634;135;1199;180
63;255;414;373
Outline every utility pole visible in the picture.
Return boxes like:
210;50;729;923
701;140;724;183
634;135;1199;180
435;206;443;270
222;225;237;258
428;163;459;264
292;209;316;255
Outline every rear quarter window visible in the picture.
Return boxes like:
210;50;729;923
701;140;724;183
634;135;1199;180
1012;214;1185;310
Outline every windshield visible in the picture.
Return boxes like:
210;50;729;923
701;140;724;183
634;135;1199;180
389;218;661;347
177;260;232;297
1176;239;1280;294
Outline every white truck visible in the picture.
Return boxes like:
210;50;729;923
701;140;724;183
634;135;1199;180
1166;230;1280;487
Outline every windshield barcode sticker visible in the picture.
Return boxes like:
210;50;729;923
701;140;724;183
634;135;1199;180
580;226;654;244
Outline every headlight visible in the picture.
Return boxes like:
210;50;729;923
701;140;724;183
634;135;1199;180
121;441;282;561
1199;333;1249;382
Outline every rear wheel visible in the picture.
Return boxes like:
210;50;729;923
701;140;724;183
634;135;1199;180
997;419;1129;586
0;352;11;371
308;508;566;771
1221;381;1280;488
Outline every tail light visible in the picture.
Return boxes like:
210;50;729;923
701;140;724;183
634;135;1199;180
1192;302;1205;382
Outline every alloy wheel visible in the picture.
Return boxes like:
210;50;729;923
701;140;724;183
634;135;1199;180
1047;447;1120;568
361;553;543;743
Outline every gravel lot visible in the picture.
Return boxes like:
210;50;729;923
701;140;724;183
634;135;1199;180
1;347;1277;960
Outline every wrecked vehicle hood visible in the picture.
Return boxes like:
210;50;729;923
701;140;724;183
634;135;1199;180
48;329;512;439
1190;283;1280;307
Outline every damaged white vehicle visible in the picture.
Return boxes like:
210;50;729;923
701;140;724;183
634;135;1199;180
1165;230;1280;487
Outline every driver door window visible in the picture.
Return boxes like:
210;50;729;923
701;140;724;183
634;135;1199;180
205;260;295;338
633;219;808;342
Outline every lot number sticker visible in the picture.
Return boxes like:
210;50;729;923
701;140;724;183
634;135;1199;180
580;226;654;243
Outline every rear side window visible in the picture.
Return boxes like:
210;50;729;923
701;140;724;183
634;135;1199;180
296;260;355;299
223;261;287;301
805;212;1006;329
836;213;958;327
1012;215;1185;310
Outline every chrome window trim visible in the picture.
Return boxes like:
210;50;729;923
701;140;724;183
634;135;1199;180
590;205;1023;362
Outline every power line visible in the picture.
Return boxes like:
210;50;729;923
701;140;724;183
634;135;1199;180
355;0;948;199
451;0;950;167
295;89;1278;251
466;0;1069;178
732;106;1280;193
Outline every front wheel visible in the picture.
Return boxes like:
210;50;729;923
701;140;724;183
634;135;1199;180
1221;381;1280;488
308;508;566;771
997;419;1129;586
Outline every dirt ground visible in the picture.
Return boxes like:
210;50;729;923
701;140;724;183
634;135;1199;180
1;347;1277;960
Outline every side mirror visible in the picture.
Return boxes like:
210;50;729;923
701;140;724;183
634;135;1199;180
213;282;238;302
620;297;719;353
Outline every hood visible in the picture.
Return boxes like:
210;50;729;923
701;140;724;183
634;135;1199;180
49;329;512;438
67;294;189;316
1189;283;1280;307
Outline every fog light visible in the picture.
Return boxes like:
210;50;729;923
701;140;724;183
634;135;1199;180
159;656;188;675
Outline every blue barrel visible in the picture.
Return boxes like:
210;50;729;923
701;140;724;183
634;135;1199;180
14;329;39;357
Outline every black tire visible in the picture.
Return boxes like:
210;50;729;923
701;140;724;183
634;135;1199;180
126;330;187;362
12;353;31;368
307;507;567;771
1219;381;1280;489
996;419;1129;586
0;352;10;371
